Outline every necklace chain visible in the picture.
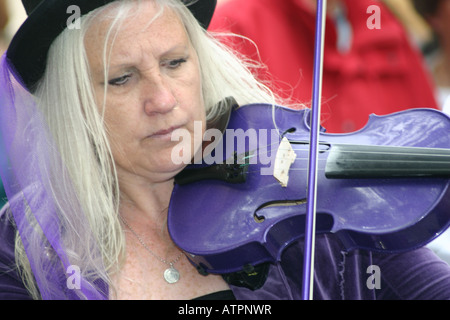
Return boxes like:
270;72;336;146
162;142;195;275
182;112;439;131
120;215;183;284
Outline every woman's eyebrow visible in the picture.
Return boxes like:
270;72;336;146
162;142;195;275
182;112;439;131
104;43;190;70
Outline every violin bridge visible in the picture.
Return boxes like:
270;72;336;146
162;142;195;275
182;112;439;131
273;137;297;187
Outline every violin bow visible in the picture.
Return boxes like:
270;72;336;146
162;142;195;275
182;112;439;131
302;0;327;300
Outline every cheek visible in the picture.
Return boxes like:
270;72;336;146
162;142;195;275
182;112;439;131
102;103;138;152
104;108;126;135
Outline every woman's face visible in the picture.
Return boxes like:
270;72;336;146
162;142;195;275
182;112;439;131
85;2;206;184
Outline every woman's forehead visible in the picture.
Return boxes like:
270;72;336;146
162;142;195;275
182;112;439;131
84;3;189;67
85;2;184;47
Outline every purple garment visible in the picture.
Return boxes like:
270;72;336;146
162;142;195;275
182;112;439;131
2;204;450;300
0;206;32;299
0;54;109;300
231;233;450;300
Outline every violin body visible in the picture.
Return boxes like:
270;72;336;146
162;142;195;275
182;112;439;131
168;103;450;274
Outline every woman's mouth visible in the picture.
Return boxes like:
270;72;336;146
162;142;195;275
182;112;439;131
149;125;183;140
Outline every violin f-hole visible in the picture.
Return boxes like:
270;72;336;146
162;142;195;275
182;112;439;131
281;127;297;138
254;199;308;223
254;214;265;223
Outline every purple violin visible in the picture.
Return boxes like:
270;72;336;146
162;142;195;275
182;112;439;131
168;0;450;300
168;102;450;275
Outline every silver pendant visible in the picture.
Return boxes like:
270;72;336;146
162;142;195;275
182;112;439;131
163;266;180;284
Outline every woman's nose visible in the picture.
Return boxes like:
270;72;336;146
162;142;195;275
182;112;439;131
142;76;178;116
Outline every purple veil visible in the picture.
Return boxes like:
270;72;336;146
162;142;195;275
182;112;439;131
0;53;108;299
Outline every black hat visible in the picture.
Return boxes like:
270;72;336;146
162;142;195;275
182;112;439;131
6;0;217;91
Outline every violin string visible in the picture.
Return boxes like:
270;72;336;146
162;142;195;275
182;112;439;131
243;143;450;154
241;168;326;175
241;145;450;164
286;146;450;157
258;137;450;154
234;136;450;157
235;143;450;176
240;164;449;177
225;133;450;175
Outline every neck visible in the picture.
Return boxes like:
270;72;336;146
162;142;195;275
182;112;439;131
118;173;174;232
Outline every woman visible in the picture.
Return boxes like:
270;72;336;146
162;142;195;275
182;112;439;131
0;0;277;300
1;0;450;300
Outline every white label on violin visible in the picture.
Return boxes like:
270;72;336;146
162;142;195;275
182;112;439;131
273;137;297;187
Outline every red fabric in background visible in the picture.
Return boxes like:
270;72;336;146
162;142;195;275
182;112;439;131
210;0;438;133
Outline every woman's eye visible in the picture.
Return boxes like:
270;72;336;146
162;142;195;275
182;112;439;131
164;58;187;69
108;74;131;86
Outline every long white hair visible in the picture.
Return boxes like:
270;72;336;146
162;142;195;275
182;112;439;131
14;0;284;299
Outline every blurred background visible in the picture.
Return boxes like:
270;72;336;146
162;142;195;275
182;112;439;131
1;0;26;54
0;0;440;94
0;0;435;53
